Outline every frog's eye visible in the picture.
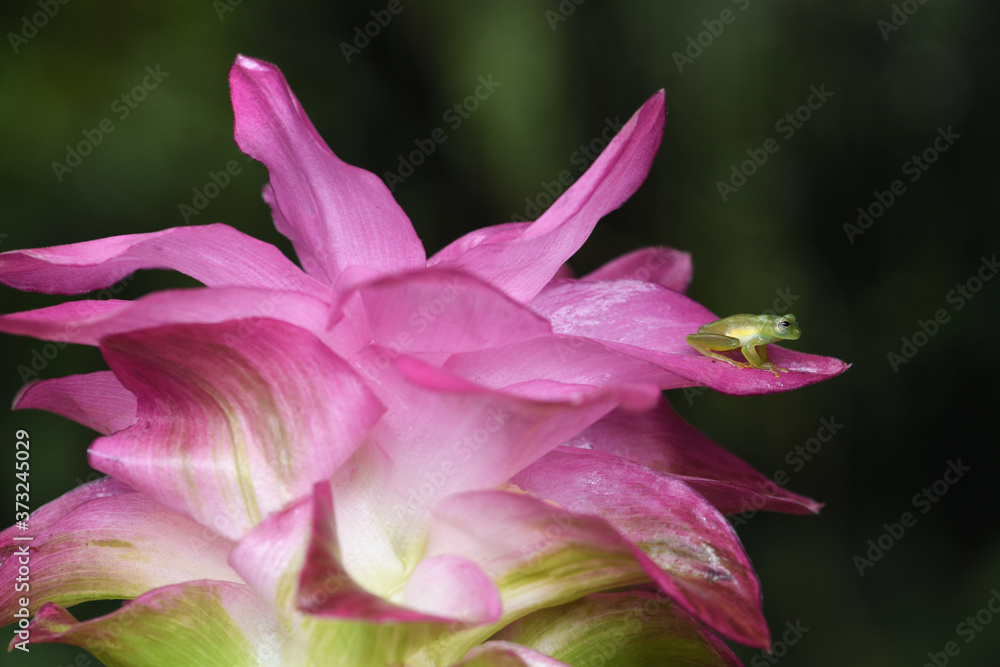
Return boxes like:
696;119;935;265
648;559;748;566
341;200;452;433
778;319;790;329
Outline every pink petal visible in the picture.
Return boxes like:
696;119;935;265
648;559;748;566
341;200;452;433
0;479;240;627
582;246;693;293
443;335;677;396
330;354;658;589
19;581;281;664
339;268;553;362
14;371;136;435
89;318;384;540
0;223;324;295
230;55;425;283
531;279;850;394
567;402;822;515
429;91;666;303
511;448;769;648
403;554;501;625
0;286;334;348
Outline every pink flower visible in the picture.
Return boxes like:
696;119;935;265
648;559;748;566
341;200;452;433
0;56;847;665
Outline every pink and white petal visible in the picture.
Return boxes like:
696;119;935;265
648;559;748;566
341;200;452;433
567;403;822;515
18;581;283;666
459;642;570;667
582;246;693;293
492;592;742;667
0;223;323;295
330;355;658;591
532;279;850;394
89;319;384;541
0;483;240;626
230;55;425;283
0;286;335;349
428;222;530;265
510;449;768;648
429;92;666;303
14;371;136;435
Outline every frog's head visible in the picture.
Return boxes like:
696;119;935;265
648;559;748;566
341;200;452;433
771;314;801;341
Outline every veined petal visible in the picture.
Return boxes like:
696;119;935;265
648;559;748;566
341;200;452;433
89;319;384;541
510;449;768;648
0;223;324;295
330;354;657;595
582;246;693;293
429;91;666;303
567;402;822;515
14;371;136;435
230;55;425;283
0;479;240;626
491;592;741;667
0;286;334;348
532;279;849;394
18;581;283;666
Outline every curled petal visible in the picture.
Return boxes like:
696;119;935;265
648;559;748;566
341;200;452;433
14;371;136;435
0;223;323;295
430;91;666;303
460;642;570;667
230;55;425;283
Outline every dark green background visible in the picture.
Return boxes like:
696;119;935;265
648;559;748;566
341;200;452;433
1;1;998;665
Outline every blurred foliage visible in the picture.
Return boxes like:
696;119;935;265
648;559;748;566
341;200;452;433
0;0;998;665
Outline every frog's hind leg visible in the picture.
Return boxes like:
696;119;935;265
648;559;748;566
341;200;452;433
686;333;749;368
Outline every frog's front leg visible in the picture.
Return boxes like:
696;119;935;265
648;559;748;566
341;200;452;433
741;343;787;378
686;333;750;368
